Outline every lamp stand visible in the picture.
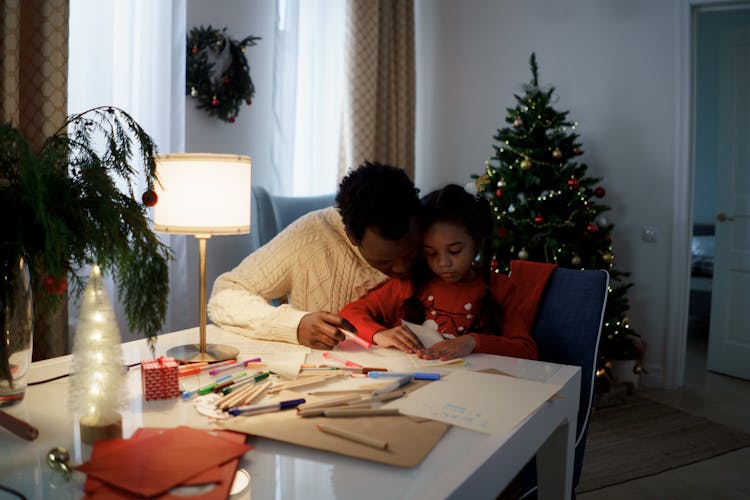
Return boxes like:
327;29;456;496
166;235;240;363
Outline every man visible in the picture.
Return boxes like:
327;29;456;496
207;161;422;349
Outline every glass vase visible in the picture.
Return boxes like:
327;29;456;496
0;256;33;406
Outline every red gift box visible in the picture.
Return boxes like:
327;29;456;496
141;356;180;400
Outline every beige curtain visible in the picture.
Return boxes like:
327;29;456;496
1;0;70;359
341;0;415;179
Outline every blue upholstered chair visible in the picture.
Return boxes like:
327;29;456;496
251;186;336;249
519;267;609;499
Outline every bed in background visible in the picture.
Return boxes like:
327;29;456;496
689;223;714;329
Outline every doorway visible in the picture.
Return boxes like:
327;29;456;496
687;4;750;383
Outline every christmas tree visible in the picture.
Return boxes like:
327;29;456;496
472;53;645;385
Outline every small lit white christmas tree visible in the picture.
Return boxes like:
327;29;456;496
70;265;126;443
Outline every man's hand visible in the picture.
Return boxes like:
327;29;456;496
297;312;346;349
372;326;424;354
417;335;476;361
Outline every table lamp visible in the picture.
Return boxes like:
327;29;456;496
153;153;251;362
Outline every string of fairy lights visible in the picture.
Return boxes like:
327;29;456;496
474;53;645;382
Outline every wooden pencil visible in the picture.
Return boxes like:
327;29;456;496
323;408;400;418
297;394;362;411
317;423;388;450
268;375;333;394
345;390;406;408
240;380;271;406
217;383;256;410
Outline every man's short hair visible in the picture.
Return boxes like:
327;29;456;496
336;161;420;243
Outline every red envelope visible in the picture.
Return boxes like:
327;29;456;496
84;428;249;498
77;426;251;497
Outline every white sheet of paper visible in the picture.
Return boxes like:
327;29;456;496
385;370;562;435
401;319;445;348
231;339;308;379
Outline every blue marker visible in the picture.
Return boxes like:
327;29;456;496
180;389;197;400
228;398;306;416
367;371;441;381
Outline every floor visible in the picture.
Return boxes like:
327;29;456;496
578;319;750;499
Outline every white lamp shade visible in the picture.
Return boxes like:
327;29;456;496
153;153;252;236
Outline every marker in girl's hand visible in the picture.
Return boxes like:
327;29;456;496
339;318;371;349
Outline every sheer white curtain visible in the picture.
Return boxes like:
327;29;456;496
272;0;345;196
68;0;188;339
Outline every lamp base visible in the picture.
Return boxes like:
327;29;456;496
166;343;240;363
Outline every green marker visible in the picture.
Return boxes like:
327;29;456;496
197;382;218;396
221;372;270;395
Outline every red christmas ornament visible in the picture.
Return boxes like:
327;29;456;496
497;226;508;239
245;99;252;105
587;224;598;233
574;147;583;155
141;190;158;207
495;188;503;198
534;216;544;224
567;178;580;189
229;117;236;123
594;186;606;198
223;77;230;85
490;258;499;269
191;46;198;55
211;97;219;107
55;276;67;294
43;275;67;295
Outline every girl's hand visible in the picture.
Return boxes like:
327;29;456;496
372;326;424;354
418;335;476;361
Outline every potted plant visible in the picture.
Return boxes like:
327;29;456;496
1;106;170;403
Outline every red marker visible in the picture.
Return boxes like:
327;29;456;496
339;328;371;349
339;318;371;349
322;351;363;368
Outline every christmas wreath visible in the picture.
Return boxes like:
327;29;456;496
186;26;260;123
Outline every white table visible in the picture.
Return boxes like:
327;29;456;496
0;326;580;499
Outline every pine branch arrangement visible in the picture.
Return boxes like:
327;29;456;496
0;106;171;340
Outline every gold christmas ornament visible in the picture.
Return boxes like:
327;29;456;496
513;117;523;128
190;87;198;98
520;158;532;170
602;252;614;263
518;248;529;260
571;255;581;266
475;175;490;191
552;148;562;159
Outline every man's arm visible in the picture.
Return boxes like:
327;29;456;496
207;231;307;344
207;211;348;348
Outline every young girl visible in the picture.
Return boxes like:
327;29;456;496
340;184;553;361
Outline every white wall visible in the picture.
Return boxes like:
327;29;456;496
415;0;679;386
184;0;277;327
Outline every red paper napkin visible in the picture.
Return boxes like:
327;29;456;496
77;426;251;498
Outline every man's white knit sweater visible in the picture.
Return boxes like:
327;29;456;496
207;207;388;344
